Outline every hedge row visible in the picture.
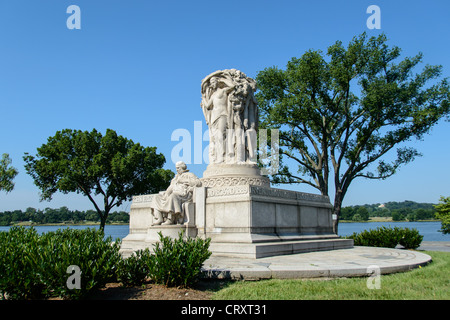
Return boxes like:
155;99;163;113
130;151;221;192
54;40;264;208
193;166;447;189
0;227;211;300
117;232;212;288
345;226;424;249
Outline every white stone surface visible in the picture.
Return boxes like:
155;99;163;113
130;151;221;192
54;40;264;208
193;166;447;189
149;161;201;226
201;69;258;165
202;246;432;280
119;69;353;259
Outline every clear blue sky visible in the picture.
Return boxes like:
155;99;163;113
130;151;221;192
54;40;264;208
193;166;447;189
1;0;449;212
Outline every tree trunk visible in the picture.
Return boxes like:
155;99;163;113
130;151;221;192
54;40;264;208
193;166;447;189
333;190;344;235
98;209;108;233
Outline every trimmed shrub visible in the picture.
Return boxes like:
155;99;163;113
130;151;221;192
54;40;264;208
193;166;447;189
148;231;211;288
117;248;152;287
0;227;45;300
0;227;122;300
1;227;212;299
398;228;423;249
345;226;423;249
37;228;122;299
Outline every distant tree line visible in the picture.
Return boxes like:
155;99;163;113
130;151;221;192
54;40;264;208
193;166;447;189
0;206;129;226
340;201;437;222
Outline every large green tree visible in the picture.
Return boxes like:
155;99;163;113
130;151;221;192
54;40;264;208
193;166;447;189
256;33;450;233
24;129;174;231
0;153;18;194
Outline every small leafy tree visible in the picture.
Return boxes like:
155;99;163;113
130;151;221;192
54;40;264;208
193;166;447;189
24;129;174;231
435;196;450;234
0;153;18;194
355;206;369;221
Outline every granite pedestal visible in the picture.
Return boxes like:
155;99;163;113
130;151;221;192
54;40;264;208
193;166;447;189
120;179;353;258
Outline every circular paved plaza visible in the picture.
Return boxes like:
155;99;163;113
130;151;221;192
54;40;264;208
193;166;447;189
202;246;432;280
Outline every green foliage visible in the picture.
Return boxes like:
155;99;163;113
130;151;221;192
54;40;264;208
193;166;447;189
0;227;122;300
435;196;450;234
392;210;407;221
346;226;423;249
0;227;212;299
23;129;173;231
117;249;153;287
0;206;129;226
383;200;435;211
347;226;400;248
0;227;45;299
353;207;369;221
0;154;18;194
398;228;424;250
148;231;212;288
256;32;450;227
37;228;122;299
340;207;354;220
341;201;437;221
117;232;212;288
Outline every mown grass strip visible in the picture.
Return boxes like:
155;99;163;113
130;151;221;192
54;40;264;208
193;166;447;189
212;251;449;300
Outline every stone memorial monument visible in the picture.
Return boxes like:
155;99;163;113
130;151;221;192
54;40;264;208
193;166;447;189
120;69;353;258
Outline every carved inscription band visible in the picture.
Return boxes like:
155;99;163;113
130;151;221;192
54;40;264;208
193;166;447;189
133;187;329;203
201;176;270;188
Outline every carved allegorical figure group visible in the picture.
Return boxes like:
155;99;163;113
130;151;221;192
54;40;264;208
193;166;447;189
149;70;260;225
201;69;258;165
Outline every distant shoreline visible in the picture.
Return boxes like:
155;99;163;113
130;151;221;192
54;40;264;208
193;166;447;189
340;217;438;223
6;221;128;227
4;217;440;227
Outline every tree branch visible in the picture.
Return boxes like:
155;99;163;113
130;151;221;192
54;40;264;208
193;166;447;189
274;172;320;190
77;182;103;215
280;135;318;171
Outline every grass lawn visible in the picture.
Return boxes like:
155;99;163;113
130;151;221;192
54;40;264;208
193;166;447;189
212;251;450;300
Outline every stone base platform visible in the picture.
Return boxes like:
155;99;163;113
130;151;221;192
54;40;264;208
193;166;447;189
209;236;353;259
120;226;352;259
120;224;197;258
194;183;353;258
120;182;355;258
202;246;432;280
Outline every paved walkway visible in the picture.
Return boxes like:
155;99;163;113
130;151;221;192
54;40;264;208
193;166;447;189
202;246;432;280
418;241;450;252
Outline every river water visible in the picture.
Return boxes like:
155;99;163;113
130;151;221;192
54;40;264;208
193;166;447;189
1;221;449;242
338;221;450;242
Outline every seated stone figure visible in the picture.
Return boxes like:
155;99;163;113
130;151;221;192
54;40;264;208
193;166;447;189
150;161;201;225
